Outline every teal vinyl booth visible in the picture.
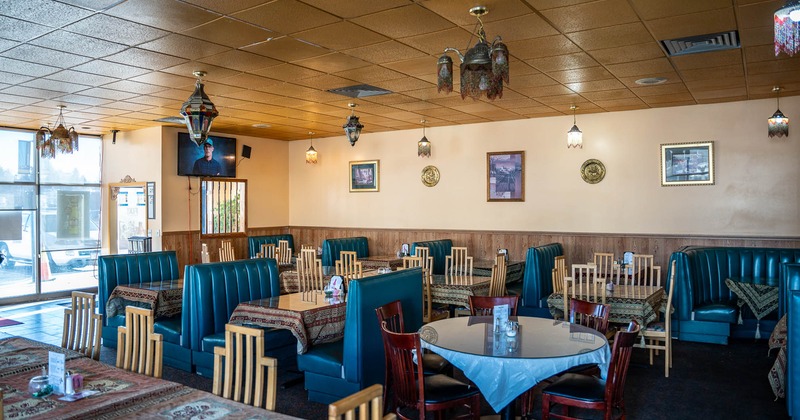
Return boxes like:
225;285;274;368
518;243;563;318
410;239;452;275
248;234;295;258
297;268;424;404
321;237;369;267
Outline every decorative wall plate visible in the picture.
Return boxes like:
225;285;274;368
580;159;606;184
421;165;440;187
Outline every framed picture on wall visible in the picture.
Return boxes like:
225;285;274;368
660;141;715;186
349;160;380;192
487;151;525;201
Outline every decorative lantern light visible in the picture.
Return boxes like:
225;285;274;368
418;120;431;158
36;105;79;159
305;131;318;164
768;86;789;138
343;103;363;146
180;71;219;146
567;105;583;149
775;0;800;56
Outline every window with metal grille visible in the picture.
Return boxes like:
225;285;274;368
200;179;246;237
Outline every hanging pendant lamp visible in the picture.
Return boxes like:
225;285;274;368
36;105;79;159
768;86;789;138
343;103;364;146
418;120;431;158
306;131;318;164
180;71;219;146
567;105;583;149
775;0;800;56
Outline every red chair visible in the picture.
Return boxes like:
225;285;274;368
541;320;641;420
468;295;519;316
375;300;452;411
379;321;480;419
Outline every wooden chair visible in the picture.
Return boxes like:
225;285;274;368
298;248;324;293
570;298;611;337
379;322;481;419
414;246;433;275
468;295;519;316
260;243;276;259
277;239;292;264
552;256;567;294
541;321;641;420
636;260;676;377
336;251;363;292
201;243;210;263
302;244;314;250
402;256;422;270
445;246;473;276
488;253;508;297
61;291;102;360
593;252;615;283
212;324;278;410
219;240;235;262
563;264;605;315
423;271;449;324
116;306;163;378
328;384;397;420
631;254;660;287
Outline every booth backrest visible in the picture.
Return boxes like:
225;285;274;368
410;239;453;275
184;258;281;352
520;243;563;311
780;263;800;318
98;251;180;321
788;287;800;417
248;234;295;258
669;247;800;322
321;237;369;267
342;267;423;386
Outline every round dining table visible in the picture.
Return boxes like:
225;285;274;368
419;316;610;418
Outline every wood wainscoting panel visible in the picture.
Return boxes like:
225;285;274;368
162;227;289;272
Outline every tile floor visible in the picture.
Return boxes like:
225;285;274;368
0;298;70;346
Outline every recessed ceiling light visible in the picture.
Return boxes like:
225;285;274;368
635;77;668;85
252;123;271;128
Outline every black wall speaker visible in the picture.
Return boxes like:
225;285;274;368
242;145;252;159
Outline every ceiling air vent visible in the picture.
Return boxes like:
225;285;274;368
328;84;393;98
661;30;740;57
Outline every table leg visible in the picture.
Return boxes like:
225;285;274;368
500;401;515;420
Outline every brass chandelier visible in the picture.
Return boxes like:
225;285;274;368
36;105;78;159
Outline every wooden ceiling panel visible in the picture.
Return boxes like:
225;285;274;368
198;50;281;72
294;22;389;51
182;17;276;49
481;14;559;42
233;0;340;35
243;36;330;63
566;22;653;51
671;49;743;70
351;4;455;39
138;34;230;60
505;35;582;60
548;66;614;84
630;0;732;21
541;0;640;33
527;53;599;72
399;28;473;56
343;41;428;65
605;58;674;78
646;8;737;41
589;42;666;65
105;0;220;32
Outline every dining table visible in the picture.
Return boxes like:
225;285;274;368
105;279;183;318
0;336;299;419
359;255;404;270
228;292;347;354
279;266;381;294
547;284;665;325
472;259;525;284
419;316;610;419
430;274;492;308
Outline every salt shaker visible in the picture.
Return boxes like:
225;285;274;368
65;372;74;395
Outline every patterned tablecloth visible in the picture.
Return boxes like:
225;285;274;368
0;337;85;377
768;314;788;399
229;294;347;354
279;267;381;294
360;255;404;271
724;278;779;339
547;285;664;325
0;337;299;420
105;280;183;319
472;260;525;284
430;274;491;308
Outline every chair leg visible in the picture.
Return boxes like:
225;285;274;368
542;394;551;420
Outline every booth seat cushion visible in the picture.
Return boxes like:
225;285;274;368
693;303;738;323
248;234;295;258
410;239;453;275
200;328;296;354
153;316;182;344
321;237;369;267
297;341;344;379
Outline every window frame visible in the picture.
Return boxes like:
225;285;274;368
199;178;247;239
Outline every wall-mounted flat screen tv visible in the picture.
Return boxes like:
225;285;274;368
177;133;236;177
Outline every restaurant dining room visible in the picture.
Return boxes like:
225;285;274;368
1;0;800;419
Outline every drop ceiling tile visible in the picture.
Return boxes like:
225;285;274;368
218;73;281;93
747;70;800;87
45;70;117;86
641;93;695;104
30;31;128;58
64;15;170;46
566;22;652;51
0;57;59;77
174;0;266;15
20;79;88;94
352;4;455;39
160;62;241;83
104;48;189;71
510;73;559;88
505;35;581;60
0;37;18;53
691;87;748;99
672;49;742;71
106;0;220;32
490;97;545;109
233;0;339;35
481;13;559;42
76;87;140;101
58;94;115;107
295;22;389;52
646;8;737;41
595;98;647;109
2;85;64;100
1;0;92;26
696;95;748;104
383;56;438;77
400;27;473;56
532;93;583;106
244;36;330;62
377;77;432;92
590;42;666;65
548;66;613;84
541;0;639;33
392;100;443;112
747;58;800;75
631;83;690;97
580;88;636;101
183;17;274;49
617;72;680;88
101;102;153;112
566;79;626;92
606;58;674;78
735;1;782;30
527;52;599;72
199;50;281;73
101;80;170;95
424;1;535;26
130;71;196;88
363;93;418;106
300;0;409;19
681;65;744;82
516;105;561;117
0;71;33;84
72;60;150;79
514;84;574;97
685;76;746;91
343;41;428;65
739;27;774;48
293;52;371;74
745;44;793;63
1;45;92;69
124;95;183;107
630;0;732;20
138;34;230;60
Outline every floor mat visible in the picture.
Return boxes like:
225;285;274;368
0;318;23;327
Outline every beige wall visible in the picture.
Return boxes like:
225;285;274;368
288;96;800;237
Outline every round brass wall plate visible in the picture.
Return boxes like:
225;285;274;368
421;165;440;187
580;159;606;184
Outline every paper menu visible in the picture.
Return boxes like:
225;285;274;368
48;351;66;395
493;304;509;332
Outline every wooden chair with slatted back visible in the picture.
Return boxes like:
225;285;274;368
414;246;433;274
219;240;235;262
297;248;324;294
593;252;615;283
423;271;449;324
488;253;508;297
563;264;605;314
445;246;473;276
631;254;660;287
260;243;276;259
636;260;676;377
213;324;278;410
277;239;292;265
328;384;397;420
551;256;566;294
201;243;210;263
468;295;519;316
116;306;163;378
402;256;422;269
336;251;363;292
62;291;102;360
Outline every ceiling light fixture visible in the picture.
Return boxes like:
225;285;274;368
775;0;800;56
768;86;789;138
567;105;583;149
437;5;509;101
418;120;431;158
306;131;318;164
36;105;79;159
343;103;363;146
180;71;219;146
